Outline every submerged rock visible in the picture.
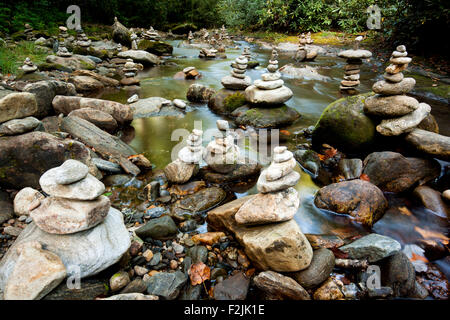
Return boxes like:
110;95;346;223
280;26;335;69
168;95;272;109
235;105;300;128
187;84;216;103
314;179;388;226
135;216;178;240
380;252;416;297
340;234;401;262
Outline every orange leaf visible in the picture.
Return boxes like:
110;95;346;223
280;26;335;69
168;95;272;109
189;262;211;286
280;130;291;136
411;253;429;263
359;174;370;182
324;147;337;158
318;154;327;161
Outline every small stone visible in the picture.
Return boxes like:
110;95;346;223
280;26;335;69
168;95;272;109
173;99;186;109
146;271;187;300
292;248;335;289
3;226;22;237
127;94;139;104
340;234;401;262
383;72;404;83
191;232;226;245
377;102;431;136
257;170;300;193
254;79;284;90
390;57;412;65
396;45;406;52
214;272;250;300
253;271;310;300
134;266;149;276
135;216;178;240
13;188;45;216
216;120;229;131
110;271;131;292
443;190;450;201
143;249;154;262
170;260;178;270
313;277;344;300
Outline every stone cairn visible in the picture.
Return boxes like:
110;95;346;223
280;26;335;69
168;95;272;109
219;25;230;41
59;26;69;41
295;32;318;62
143;26;161;41
24;24;36;41
243;47;252;61
364;45;429;136
164;129;204;184
338;36;372;94
199;47;217;59
221;55;251;90
204;126;240;174
188;31;194;44
117;43;123;52
245;49;293;106
234;146;300;225
30;160;109;235
182;66;200;80
56;42;72;57
121;59;140;86
131;33;138;50
21;57;38;74
76;31;91;48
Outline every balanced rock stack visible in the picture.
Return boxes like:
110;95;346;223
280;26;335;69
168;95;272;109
338;37;372;94
58;26;69;40
188;31;194;44
76;32;91;48
121;59;140;86
21;57;38;74
245;49;294;106
164;129;204;184
143;27;161;41
295;34;308;62
204;133;240;174
56;43;72;57
182;66;200;80
221;55;251;90
235;146;300;225
365;46;429;136
131;33;138;50
199;47;217;59
24;24;36;41
31;160;109;234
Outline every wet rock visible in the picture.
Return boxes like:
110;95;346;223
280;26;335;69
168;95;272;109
339;158;363;180
0;208;131;289
187;246;208;264
171;187;226;218
120;278;148;294
130;97;173;118
192;232;226;245
68;108;118;132
0;117;42;136
146;271;187;300
30;196;110;234
164;159;199;184
294;149;321;176
179;283;202;300
3;241;66;300
135;216;178;240
363;151;441;192
46;55;96;71
377;102;431;136
214;272;250;300
201;162;261;184
405;128;450;161
417;114;439;133
208;89;246;115
253;271;310;300
23;80;76;118
0;132;93;189
380;252;415;297
103;293;158;300
110;271;130;292
118;50;160;66
312;277;344;300
314;180;388;226
235;105;300;128
103;174;133;187
291;248;335;289
0;92;38;124
138;40;173;56
186;84;216;103
340;234;401;262
53;96;133;124
413;186;449;218
92;158;122;174
312;93;376;152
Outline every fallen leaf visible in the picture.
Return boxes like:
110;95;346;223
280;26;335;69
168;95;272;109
189;262;211;286
414;227;449;244
411;252;429;263
359;174;370;182
324;147;337;158
398;206;413;216
280;129;291;136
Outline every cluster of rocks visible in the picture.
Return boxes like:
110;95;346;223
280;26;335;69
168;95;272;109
143;27;161;41
295;32;318;62
365;45;428;136
204;129;240;175
59;26;70;40
221;55;251;90
174;66;201;80
199;47;217;59
21;57;38;74
164;129;204;184
0;160;131;299
338;37;372;94
75;31;91;48
245;49;293;106
24;24;36;41
56;42;72;57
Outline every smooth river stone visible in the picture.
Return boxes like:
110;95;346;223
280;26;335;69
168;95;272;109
235;188;299;225
30;196;110;234
178;146;203;164
274;150;293;163
0;117;41;136
383;72;404;83
254;79;284;90
257;170;300;193
261;72;281;81
13;187;45;216
376;103;431;136
245;85;293;105
338;49;372;59
265;157;297;181
0;207;131;290
364;94;419;117
372;78;416;95
390;57;412;65
3;241;66;300
392;51;408;58
40;173;105;200
221;75;251;90
230;71;246;79
405;128;450;162
164;159;199;184
39;160;89;186
385;63;407;74
343;74;360;81
341;80;360;87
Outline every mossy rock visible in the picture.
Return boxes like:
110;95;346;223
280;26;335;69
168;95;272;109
171;23;198;35
235;105;300;128
247;61;260;69
37;62;72;73
137;40;173;56
73;46;112;59
208;89;246;115
11;31;27;41
312;92;377;153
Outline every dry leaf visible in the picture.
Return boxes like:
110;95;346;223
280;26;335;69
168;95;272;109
359;173;370;182
189;262;211;286
280;129;291;136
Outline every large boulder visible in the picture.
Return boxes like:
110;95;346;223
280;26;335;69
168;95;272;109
340;234;401;262
68;108;118;132
138;40;173;56
314;179;388;227
405;128;450;161
0;208;131;290
187;84;216;103
52;96;132;124
46;55;96;71
235;105;300;128
0;132;93;189
23;80;77;118
0;93;38;124
70;76;104;92
112;18;131;46
362;151;441;192
312;93;377;152
208;89;246;115
117;50;160;66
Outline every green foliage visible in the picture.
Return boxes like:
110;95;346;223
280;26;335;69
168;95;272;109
0;41;48;75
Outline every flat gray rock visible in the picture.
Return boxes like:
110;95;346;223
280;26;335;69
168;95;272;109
40;172;105;200
372;78;416;95
340;234;401;262
0;117;41;136
0;207;131;291
338;49;372;59
92;158;122;173
364;95;419;117
377;102;431;136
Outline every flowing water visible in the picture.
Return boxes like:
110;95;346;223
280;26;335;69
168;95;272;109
100;40;449;280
